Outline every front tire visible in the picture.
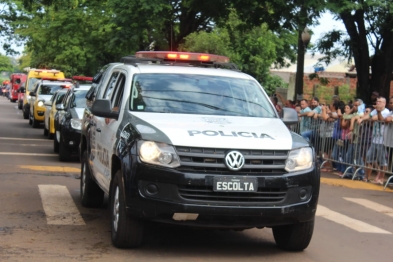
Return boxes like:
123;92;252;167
28;113;32;125
23;109;29;119
59;133;71;161
54;130;60;153
80;151;104;208
110;170;144;248
32;114;40;128
272;219;315;251
48;118;54;139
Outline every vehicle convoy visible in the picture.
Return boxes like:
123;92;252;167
29;78;72;128
53;84;90;161
79;51;320;251
22;68;65;119
9;73;27;103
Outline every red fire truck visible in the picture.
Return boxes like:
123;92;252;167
9;73;27;102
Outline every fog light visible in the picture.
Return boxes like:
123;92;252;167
145;184;158;195
299;188;308;200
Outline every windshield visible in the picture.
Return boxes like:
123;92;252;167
27;78;39;91
38;84;64;95
72;89;89;108
129;74;276;117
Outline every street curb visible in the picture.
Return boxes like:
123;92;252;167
321;177;393;192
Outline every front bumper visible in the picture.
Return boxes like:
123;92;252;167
34;106;46;121
61;126;81;153
122;157;320;228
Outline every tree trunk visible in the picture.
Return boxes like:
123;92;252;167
370;15;393;100
340;10;370;103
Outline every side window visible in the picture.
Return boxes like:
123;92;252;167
62;91;71;107
111;73;126;111
56;93;65;105
33;82;41;93
103;72;119;100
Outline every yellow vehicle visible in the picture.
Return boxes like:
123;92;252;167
22;68;65;119
29;78;72;128
44;88;68;138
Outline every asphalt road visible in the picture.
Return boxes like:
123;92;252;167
1;96;393;262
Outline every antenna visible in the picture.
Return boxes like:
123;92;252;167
171;23;173;51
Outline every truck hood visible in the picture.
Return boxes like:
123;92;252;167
131;113;293;150
37;94;52;102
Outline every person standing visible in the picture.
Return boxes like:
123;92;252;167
298;99;312;134
301;97;321;143
383;96;393;173
357;97;390;183
271;96;282;113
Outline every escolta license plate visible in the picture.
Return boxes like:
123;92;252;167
213;176;258;192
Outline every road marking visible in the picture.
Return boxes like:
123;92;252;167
19;165;80;173
0;137;51;141
316;205;391;234
38;185;85;226
0;152;57;156
344;198;393;218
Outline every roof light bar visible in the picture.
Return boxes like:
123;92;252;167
60;84;72;89
72;76;93;81
135;51;230;63
41;77;72;82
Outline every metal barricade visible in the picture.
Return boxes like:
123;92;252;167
290;114;393;190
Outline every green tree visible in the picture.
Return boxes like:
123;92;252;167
11;0;118;76
0;54;13;72
314;1;393;103
182;10;295;94
106;0;234;52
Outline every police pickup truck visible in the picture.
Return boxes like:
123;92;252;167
80;51;319;251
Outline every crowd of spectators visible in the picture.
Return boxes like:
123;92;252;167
275;91;393;185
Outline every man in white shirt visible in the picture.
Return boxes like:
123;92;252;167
357;97;390;183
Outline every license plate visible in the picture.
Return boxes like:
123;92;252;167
213;176;258;192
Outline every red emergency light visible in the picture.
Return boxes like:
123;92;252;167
72;76;93;81
41;77;72;82
135;51;230;63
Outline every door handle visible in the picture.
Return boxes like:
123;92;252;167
96;128;101;132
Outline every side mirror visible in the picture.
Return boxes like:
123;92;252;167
85;86;96;101
29;91;36;97
56;104;65;111
91;99;119;120
281;107;299;126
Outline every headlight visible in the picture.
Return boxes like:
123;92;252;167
37;101;44;107
285;147;313;172
71;119;82;130
138;140;180;168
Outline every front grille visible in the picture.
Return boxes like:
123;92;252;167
175;146;288;174
178;185;287;203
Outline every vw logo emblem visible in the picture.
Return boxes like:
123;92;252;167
225;151;245;171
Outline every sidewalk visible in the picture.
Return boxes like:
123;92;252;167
321;169;393;192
